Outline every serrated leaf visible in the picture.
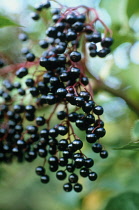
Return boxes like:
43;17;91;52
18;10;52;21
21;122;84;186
105;192;139;210
127;0;139;18
114;140;139;150
0;15;20;28
131;120;139;141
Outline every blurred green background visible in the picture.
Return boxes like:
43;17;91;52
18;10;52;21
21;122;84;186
0;0;139;209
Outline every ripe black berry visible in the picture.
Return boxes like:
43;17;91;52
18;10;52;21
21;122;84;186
93;105;104;115
26;53;35;62
92;143;102;153
42;1;51;9
40;175;50;183
72;139;83;150
16;67;28;78
95;127;106;138
35;166;45;176
36;116;46;126
100;150;108;158
88;172;97;181
68;173;78;183
70;51;81;62
80;168;89;177
30;12;40;21
86;133;97;143
84;158;94;168
63;183;72;192
101;37;113;48
57;111;67;120
74;183;83;192
25;78;35;87
56;170;67;180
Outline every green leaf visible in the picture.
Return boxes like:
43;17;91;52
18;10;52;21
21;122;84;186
114;119;139;151
0;15;20;28
105;192;139;210
127;0;139;18
131;120;139;141
114;140;139;150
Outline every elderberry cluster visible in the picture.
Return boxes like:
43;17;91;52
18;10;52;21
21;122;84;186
0;0;113;192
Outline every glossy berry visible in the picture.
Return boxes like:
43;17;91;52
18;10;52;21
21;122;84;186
56;170;67;180
25;78;35;87
40;129;49;138
25;112;35;121
26;53;35;62
57;111;67;120
30;12;40;21
69;67;80;79
16;67;28;78
46;26;57;38
86;133;97;143
49;128;58;138
72;139;83;150
40;175;50;183
93;105;104;115
95;127;106;138
57;125;68;135
80;168;89;177
92;143;102;153
58;139;68;151
66;163;75;173
66;13;77;24
82;101;94;113
30;87;39;97
59;157;68;167
13;82;21;89
72;21;84;32
81;77;89;86
26;125;38;134
70;51;81;62
56;88;67;98
100;150;108;158
101;37;113;48
25;105;36;113
39;40;49;48
49;164;58;172
85;114;95;124
14;104;24;113
84;158;94;168
35;166;45;176
36;116;46;126
48;156;58;165
66;30;77;41
74;157;85;168
17;139;26;149
68;112;78;122
68;173;78;183
18;88;26;96
42;1;51;8
94;119;104;127
91;32;101;43
35;3;43;11
97;49;109;58
88;172;97;181
74;183;83;192
63;183;72;192
90;50;97;57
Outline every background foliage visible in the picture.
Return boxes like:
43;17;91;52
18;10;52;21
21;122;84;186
0;0;139;209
